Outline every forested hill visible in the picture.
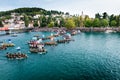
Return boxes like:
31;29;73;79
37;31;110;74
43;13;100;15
0;7;64;17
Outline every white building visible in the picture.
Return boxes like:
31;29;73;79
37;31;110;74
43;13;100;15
33;14;41;19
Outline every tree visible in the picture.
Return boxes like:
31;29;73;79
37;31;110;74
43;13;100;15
47;16;52;24
84;19;93;27
48;21;54;28
95;13;101;19
115;15;120;27
110;20;117;27
109;14;115;27
24;14;29;27
101;19;109;27
74;17;80;27
0;20;3;27
103;12;108;19
92;18;101;27
41;16;47;27
60;18;65;27
65;19;75;29
79;16;84;27
65;12;69;15
54;20;59;27
33;20;39;27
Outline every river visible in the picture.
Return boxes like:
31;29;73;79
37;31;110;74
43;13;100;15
0;32;120;80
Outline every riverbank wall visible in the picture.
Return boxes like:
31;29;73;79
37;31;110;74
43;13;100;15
33;27;120;32
1;27;120;36
76;27;120;32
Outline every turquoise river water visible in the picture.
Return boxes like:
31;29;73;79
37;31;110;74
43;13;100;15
0;32;120;80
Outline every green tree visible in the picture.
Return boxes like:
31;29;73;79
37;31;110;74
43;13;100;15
65;19;75;29
92;18;101;27
95;13;101;19
24;14;29;27
47;16;52;24
33;20;39;27
109;14;115;27
60;18;65;27
54;20;59;27
84;19;93;27
101;19;109;27
115;15;120;27
41;16;47;27
103;12;108;19
48;21;54;28
79;16;84;27
110;20;117;27
74;17;80;27
0;20;3;27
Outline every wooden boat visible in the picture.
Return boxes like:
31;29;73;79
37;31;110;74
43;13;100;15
30;48;47;53
6;53;28;59
41;34;59;40
53;34;59;37
0;45;7;50
2;43;15;47
44;41;57;46
57;39;70;43
34;34;40;37
47;36;54;39
71;31;77;36
42;37;50;40
27;41;37;44
59;30;66;35
29;43;44;48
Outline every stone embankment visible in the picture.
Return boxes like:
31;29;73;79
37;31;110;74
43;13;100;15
33;27;120;32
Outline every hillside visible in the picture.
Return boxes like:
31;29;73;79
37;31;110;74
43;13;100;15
0;7;64;17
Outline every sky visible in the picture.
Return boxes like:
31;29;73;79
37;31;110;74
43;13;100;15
0;0;120;17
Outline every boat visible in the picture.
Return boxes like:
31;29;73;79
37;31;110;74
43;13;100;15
53;34;60;37
71;30;78;36
6;52;28;59
0;45;7;50
30;48;47;53
57;39;70;43
58;30;66;35
29;43;44;48
42;37;49;40
40;36;53;40
44;41;57;46
28;40;37;44
63;34;72;40
11;33;17;37
2;43;15;47
34;34;40;37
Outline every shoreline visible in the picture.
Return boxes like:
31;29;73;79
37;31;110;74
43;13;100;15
33;27;120;32
0;27;120;36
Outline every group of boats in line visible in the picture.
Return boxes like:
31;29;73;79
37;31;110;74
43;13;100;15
0;29;81;60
